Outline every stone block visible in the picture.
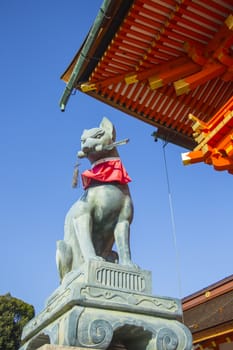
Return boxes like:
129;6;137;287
19;261;192;350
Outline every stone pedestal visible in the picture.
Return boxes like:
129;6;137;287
19;261;192;350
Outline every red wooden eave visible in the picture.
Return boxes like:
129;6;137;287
60;0;233;150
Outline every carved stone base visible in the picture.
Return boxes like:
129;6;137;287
19;261;192;350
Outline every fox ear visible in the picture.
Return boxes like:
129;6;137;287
100;117;116;141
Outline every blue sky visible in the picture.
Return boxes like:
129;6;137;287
0;0;232;314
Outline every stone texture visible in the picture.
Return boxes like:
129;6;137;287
19;260;192;350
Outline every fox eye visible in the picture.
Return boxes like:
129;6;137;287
95;130;104;139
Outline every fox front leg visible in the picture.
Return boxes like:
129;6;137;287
72;213;104;263
114;219;138;269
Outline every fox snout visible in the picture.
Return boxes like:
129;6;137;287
77;142;104;158
82;143;103;154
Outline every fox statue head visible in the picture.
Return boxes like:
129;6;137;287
77;117;119;163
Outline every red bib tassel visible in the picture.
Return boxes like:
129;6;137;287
81;157;131;189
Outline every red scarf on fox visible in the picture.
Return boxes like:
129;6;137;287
81;157;131;190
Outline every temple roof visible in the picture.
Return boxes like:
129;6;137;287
60;0;233;149
182;274;233;348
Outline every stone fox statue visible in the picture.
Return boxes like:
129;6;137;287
56;117;134;282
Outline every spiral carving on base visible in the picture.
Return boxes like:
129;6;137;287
88;319;113;347
156;328;178;350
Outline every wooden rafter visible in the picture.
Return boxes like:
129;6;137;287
60;0;233;152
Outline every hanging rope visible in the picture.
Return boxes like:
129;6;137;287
162;141;184;320
72;163;80;188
